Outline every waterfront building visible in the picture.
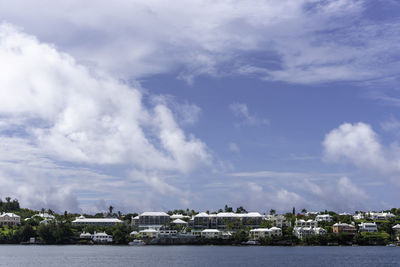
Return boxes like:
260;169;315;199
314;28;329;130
79;232;92;239
315;214;333;223
138;212;170;230
250;227;282;240
250;228;271;240
72;215;123;226
139;229;159;238
92;232;113;243
201;229;221;238
159;230;178;237
293;226;326;239
358;222;378;232
193;212;263;230
0;212;20;226
393;224;400;233
332;222;356;234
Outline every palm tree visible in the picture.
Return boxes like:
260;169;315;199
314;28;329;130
269;209;276;215
301;208;307;214
109;205;114;214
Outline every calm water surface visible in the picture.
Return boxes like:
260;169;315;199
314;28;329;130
0;245;399;267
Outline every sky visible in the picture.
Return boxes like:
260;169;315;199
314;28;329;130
0;0;400;214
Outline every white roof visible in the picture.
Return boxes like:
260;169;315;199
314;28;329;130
0;213;20;218
316;214;332;217
133;216;139;219
195;212;210;217
72;217;123;223
270;227;281;231
140;212;169;217
172;218;188;224
202;229;220;233
250;228;271;232
93;232;110;237
80;232;92;237
130;231;138;235
140;229;158;233
170;214;189;219
392;224;400;229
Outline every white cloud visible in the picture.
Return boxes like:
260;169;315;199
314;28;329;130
0;23;211;172
0;0;398;84
229;103;269;127
0;23;212;211
323;122;400;187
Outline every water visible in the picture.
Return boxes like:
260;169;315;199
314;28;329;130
0;245;399;267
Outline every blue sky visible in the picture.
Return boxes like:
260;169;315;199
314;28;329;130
0;0;400;213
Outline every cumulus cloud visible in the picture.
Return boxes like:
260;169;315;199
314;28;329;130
0;23;211;211
229;103;269;127
0;0;399;84
322;122;400;173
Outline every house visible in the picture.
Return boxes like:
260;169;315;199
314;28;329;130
250;227;282;240
0;212;20;226
264;214;291;227
72;215;123;226
250;228;272;240
315;214;333;223
79;232;92;239
358;222;378;232
393;224;400;234
139;229;159;238
138;212;170;230
367;212;395;220
159;230;178;237
332;222;356;234
293;226;326;239
201;229;221;238
295;219;317;228
92;232;113;243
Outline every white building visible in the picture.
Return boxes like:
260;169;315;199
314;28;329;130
0;212;20;226
393;224;400;234
92;232;113;243
293;227;326;239
315;214;333;223
367;212;395;220
250;227;282;240
358;222;378;232
295;219;317;228
79;232;92;239
159;230;178;237
201;229;221;238
72;215;123;226
139;229;159;238
138;212;170;230
193;212;263;230
264;215;291;227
